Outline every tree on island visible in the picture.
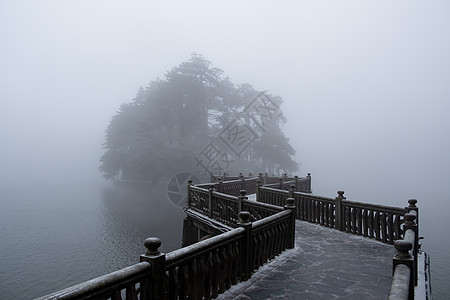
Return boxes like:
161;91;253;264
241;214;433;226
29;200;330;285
99;53;299;181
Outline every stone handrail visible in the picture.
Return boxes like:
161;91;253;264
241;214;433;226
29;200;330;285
197;176;260;196
257;186;409;244
388;209;419;300
34;262;152;299
205;173;312;196
340;198;405;244
188;185;283;227
37;203;297;300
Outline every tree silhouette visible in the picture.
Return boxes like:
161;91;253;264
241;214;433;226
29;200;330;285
100;53;299;181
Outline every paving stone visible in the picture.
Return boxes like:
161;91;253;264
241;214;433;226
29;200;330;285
217;220;395;299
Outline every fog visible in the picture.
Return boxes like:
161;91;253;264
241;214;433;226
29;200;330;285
1;0;449;296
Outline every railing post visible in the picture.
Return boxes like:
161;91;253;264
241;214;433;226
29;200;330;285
403;213;418;286
140;237;166;300
240;174;246;191
294;175;299;190
335;191;345;231
239;211;253;280
284;198;296;249
264;173;268;185
307;173;312;193
278;178;283;189
218;177;223;193
208;184;215;218
238;190;247;214
256;179;262;202
392;240;414;299
289;184;296;198
187;180;193;209
405;199;419;239
210;172;214;183
258;173;264;184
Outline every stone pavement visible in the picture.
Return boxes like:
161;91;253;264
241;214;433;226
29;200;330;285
218;220;395;299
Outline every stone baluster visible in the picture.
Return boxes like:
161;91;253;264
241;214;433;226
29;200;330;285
240;173;246;191
335;191;345;231
289;184;296;198
218;177;223;193
140;237;166;300
208;185;215;218
238;190;247;214
403;212;418;286
392;239;414;298
256;179;262;202
187;180;193;209
405;199;419;239
284;198;296;249
239;211;253;280
307;173;312;193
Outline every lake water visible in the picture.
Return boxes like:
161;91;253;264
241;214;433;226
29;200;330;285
0;180;185;299
0;179;447;299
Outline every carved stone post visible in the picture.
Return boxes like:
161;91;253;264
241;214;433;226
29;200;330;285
187;180;193;209
393;240;414;298
256;180;262;202
406;199;419;238
283;173;287;181
335;191;345;231
208;185;215;218
307;173;312;193
289;184;296;198
239;211;252;281
284;198;296;249
238;190;247;214
294;175;299;190
278;178;283;189
240;174;246;191
218;177;223;193
403;213;418;286
264;173;268;185
140;237;166;300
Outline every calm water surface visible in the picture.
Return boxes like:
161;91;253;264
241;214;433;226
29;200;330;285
0;181;185;299
0;180;448;299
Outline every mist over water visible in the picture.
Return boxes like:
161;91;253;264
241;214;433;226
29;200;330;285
1;1;449;298
0;180;185;299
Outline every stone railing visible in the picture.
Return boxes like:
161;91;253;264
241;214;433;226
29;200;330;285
37;202;296;300
205;173;312;196
262;174;311;193
197;176;260;196
35;262;152;299
256;186;409;244
188;185;283;227
388;202;419;300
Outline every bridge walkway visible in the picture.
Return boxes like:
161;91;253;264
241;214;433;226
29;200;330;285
218;220;394;300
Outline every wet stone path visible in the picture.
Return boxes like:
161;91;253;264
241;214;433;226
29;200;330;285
218;221;395;299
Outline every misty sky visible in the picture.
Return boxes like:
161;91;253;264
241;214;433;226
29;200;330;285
1;1;449;205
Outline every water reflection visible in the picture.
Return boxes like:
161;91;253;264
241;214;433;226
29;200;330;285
0;181;186;299
99;182;186;272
